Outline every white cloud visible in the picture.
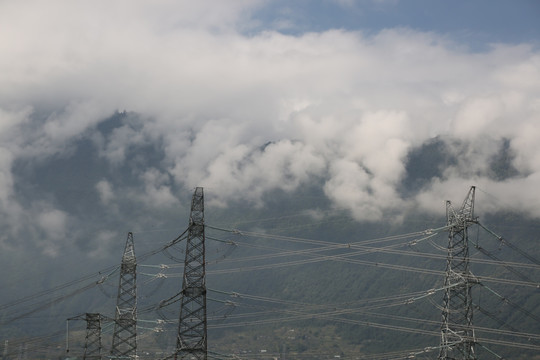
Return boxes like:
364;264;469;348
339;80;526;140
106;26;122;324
88;230;118;259
138;168;179;209
96;179;115;205
0;148;15;207
510;116;540;174
0;0;539;234
36;208;69;256
43;100;110;143
415;174;540;220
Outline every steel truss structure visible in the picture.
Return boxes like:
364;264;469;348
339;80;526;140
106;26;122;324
83;313;103;360
111;232;137;359
175;187;208;360
439;186;477;359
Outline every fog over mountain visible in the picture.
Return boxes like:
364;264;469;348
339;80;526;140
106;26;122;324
1;4;540;359
1;1;539;261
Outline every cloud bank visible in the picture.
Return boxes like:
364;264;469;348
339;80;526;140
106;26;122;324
1;1;539;254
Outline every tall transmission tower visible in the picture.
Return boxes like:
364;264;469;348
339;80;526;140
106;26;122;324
438;186;477;359
110;232;137;359
83;313;103;360
175;187;208;360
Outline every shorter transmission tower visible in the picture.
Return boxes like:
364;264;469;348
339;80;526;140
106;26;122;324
2;340;8;360
175;187;208;360
110;232;137;360
439;186;478;359
83;313;103;360
67;313;113;360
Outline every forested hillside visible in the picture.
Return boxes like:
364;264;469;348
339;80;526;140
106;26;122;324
0;114;538;359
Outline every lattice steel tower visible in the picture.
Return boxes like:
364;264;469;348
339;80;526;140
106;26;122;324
438;186;477;359
110;232;137;359
175;187;208;360
83;313;103;360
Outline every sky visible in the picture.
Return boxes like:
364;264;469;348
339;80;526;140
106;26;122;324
0;0;540;258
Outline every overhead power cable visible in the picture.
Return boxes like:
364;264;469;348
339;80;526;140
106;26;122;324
206;291;540;352
478;222;540;265
208;288;539;342
479;282;540;323
205;236;538;288
0;227;190;326
206;232;539;271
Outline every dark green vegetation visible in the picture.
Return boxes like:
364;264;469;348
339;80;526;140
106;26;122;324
0;113;538;359
3;190;538;359
201;192;540;359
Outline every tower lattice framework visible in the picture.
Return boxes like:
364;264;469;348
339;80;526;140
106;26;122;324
83;313;103;360
438;186;477;359
110;232;137;359
175;187;208;360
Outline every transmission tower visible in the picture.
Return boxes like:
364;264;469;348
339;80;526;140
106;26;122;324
16;343;26;360
175;187;208;360
83;313;103;360
2;340;8;360
110;232;137;359
438;186;477;359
